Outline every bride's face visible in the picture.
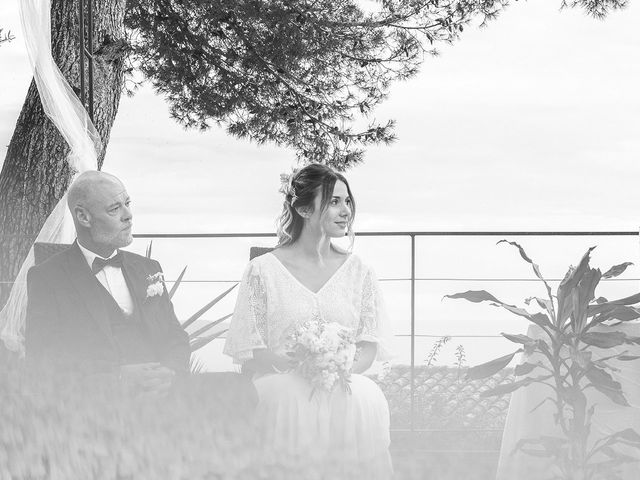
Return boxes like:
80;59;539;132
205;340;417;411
306;180;352;238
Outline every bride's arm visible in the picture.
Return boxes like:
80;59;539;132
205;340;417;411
244;348;294;374
352;341;377;374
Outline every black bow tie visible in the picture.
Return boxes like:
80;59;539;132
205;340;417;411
91;252;123;274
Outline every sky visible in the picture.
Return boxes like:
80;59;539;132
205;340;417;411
1;1;640;368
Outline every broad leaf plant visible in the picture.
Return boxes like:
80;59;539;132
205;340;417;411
446;240;640;479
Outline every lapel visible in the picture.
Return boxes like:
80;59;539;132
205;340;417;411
120;252;157;335
63;242;115;344
120;252;149;307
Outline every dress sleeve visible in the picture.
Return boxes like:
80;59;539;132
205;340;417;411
223;261;268;364
358;265;394;361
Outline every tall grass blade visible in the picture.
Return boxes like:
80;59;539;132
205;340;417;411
189;313;232;339
189;356;205;373
190;329;228;352
181;284;237;330
169;266;188;300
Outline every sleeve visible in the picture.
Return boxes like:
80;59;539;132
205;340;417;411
357;265;395;361
153;259;191;374
24;265;98;373
223;261;268;364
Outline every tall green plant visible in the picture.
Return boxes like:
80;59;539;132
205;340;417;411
446;241;640;479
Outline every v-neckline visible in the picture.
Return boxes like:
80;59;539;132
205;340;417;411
268;251;353;296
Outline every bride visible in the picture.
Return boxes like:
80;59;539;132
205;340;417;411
224;164;393;478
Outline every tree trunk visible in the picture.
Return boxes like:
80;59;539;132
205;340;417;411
0;0;127;306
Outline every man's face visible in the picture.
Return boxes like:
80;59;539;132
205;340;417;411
86;179;133;250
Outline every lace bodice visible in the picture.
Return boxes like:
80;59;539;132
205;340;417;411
224;252;393;363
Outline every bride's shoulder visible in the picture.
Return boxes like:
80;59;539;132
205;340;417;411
341;252;370;274
242;250;275;276
344;253;380;280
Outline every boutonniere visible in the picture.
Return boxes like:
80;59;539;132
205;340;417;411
146;272;165;299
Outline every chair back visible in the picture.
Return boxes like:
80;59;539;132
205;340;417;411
249;246;274;260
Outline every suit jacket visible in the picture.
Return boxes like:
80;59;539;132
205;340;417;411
25;242;190;375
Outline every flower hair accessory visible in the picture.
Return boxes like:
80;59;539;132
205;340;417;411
146;272;164;299
278;169;298;203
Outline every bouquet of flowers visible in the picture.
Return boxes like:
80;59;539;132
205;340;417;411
288;320;357;396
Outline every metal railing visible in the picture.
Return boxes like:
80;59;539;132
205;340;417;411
3;229;638;447
131;230;640;441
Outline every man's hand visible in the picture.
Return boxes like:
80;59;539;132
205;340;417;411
120;362;175;398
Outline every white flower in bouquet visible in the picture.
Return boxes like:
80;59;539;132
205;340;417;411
288;320;356;396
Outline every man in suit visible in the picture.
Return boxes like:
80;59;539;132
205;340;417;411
25;171;190;394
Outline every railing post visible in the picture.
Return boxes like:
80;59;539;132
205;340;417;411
410;233;416;437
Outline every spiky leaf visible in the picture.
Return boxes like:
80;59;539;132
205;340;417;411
188;313;233;339
444;290;500;303
581;331;627;348
591;305;640;322
585;366;628;406
481;375;552;397
589;293;640;316
190;329;228;352
602;262;634;279
502;333;536;345
525;296;554;316
168;265;188;300
514;436;567;456
466;349;521;380
514;362;538;376
498;240;554;306
557;246;597;324
617;355;640;361
446;290;553;328
181;284;237;330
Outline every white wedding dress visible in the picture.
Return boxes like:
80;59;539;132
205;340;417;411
224;252;394;479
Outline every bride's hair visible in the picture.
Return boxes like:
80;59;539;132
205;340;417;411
276;164;356;247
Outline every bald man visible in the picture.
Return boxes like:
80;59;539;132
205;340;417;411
25;171;190;392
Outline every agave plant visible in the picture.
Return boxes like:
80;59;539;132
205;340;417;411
445;240;640;480
146;241;236;356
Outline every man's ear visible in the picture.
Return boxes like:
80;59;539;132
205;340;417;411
74;206;91;227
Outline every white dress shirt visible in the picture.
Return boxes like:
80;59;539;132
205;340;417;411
77;241;135;316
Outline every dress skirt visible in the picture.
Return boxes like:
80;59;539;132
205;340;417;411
253;372;393;479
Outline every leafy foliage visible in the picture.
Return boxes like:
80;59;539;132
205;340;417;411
445;241;640;479
560;0;627;19
124;0;511;169
122;0;625;169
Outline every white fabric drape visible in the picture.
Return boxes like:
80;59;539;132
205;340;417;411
0;0;101;354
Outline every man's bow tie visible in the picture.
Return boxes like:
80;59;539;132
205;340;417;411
91;252;123;274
